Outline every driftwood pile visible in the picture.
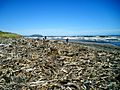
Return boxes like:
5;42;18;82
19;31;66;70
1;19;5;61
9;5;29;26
0;38;120;90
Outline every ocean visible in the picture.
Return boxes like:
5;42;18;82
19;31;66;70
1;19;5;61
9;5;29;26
26;36;120;47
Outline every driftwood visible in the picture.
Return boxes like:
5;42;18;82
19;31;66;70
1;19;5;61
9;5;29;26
0;38;120;90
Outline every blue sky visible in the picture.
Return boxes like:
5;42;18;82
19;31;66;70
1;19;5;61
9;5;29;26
0;0;120;35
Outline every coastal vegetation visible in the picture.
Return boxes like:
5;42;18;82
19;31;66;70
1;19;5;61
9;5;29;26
0;31;21;38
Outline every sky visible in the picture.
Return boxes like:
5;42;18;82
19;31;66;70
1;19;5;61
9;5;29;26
0;0;120;36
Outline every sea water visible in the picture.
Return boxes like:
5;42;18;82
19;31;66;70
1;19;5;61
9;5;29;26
26;36;120;47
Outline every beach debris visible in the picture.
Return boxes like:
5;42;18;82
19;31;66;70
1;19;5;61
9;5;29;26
0;38;120;89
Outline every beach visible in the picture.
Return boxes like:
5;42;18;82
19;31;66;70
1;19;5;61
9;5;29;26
0;38;120;90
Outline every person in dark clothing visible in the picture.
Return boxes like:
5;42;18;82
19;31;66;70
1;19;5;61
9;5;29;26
43;36;47;40
66;38;69;43
44;36;47;39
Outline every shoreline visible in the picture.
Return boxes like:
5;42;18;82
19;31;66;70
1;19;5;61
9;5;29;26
1;37;120;51
70;41;120;52
44;39;120;52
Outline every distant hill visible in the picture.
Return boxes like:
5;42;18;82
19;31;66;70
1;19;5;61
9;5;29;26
0;31;22;38
24;34;43;37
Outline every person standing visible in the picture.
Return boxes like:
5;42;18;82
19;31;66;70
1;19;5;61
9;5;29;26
66;38;69;43
44;36;47;40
